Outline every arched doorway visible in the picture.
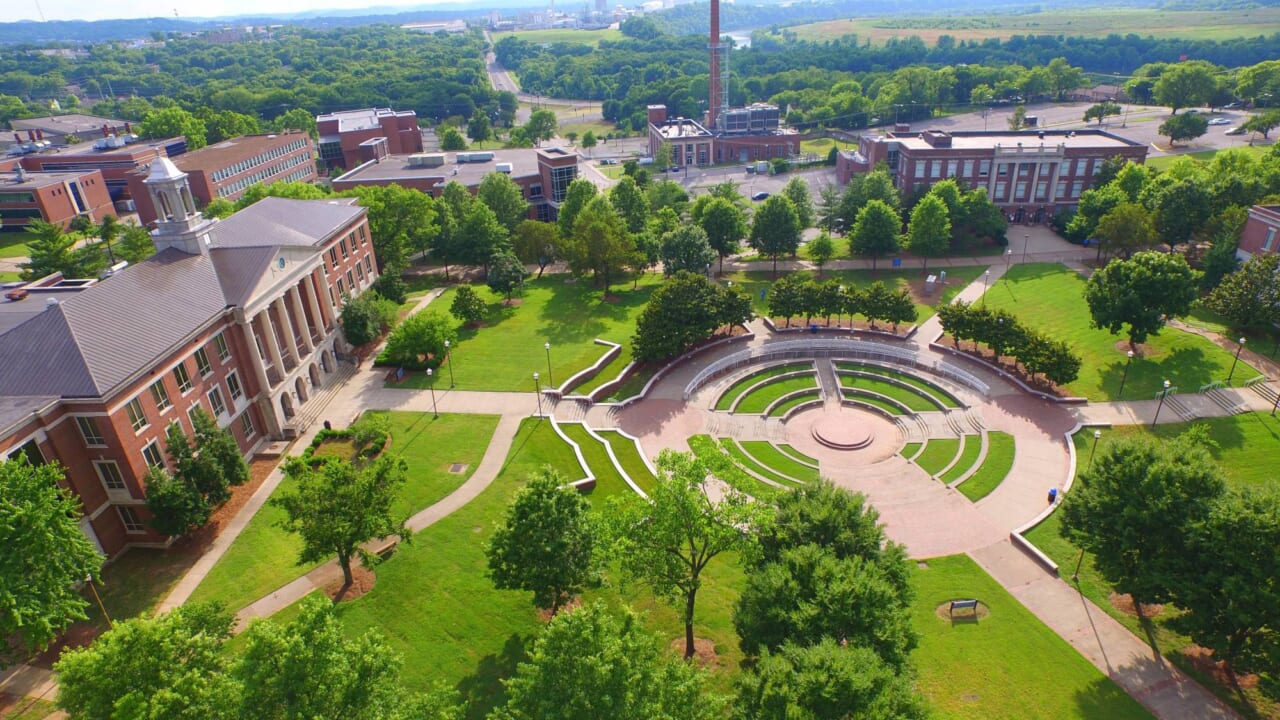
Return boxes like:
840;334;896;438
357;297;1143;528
320;349;333;374
280;392;295;419
309;363;322;389
295;377;309;404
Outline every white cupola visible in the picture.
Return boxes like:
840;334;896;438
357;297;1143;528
143;154;214;255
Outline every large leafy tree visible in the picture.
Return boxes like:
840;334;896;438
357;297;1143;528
477;172;530;234
849;199;901;270
1158;112;1208;145
562;194;634;293
632;271;751;361
1151;179;1213;249
1153;60;1218;113
659;225;717;276
556;177;598;239
345;184;437;274
0;458;103;666
523;109;558;146
734;640;927;720
1093;202;1156;260
609;176;650;235
1060;433;1225;612
273;456;412;588
780;176;815;228
905;194;950;270
749;195;801;278
449;285;487;327
1083;101;1122;124
1084;250;1199;349
147;409;248;537
486;249;527;300
139;106;208;148
20;219;75;280
382;309;458;370
467;108;491;145
485;468;601;615
1204;253;1280;332
1241;109;1280;139
458;202;510;271
492;602;720;720
607;450;762;658
116;221;157;264
511;220;558;279
695;196;747;275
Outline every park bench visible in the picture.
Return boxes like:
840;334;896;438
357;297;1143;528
949;599;979;618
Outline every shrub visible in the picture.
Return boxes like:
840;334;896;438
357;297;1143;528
378;309;457;370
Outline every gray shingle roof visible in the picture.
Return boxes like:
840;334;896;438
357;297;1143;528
0;395;58;436
208;196;363;249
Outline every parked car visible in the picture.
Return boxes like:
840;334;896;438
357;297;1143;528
1224;102;1242;109
1225;126;1247;135
751;192;770;201
1208;117;1231;125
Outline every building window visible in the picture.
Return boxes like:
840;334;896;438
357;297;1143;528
1264;228;1277;252
125;398;148;432
346;269;355;289
188;403;203;427
77;416;106;446
340;238;349;258
1090;159;1101;175
337;278;345;297
1035;182;1048;201
1071;181;1083;198
227;371;243;401
979;160;991;176
240;411;255;438
194;348;212;377
117;506;145;533
1055;182;1066;199
946;160;958;177
365;256;373;274
995;182;1008;199
95;460;126;491
1015;182;1028;201
962;160;974;177
214;332;230;361
998;163;1009;176
913;160;925;178
329;247;339;269
208;386;227;417
173;362;193;393
359;226;367;244
149;380;172;412
142;440;164;469
356;263;364;281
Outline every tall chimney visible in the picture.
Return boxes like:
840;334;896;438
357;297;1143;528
708;0;721;130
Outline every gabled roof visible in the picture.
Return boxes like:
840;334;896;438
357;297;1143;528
208;196;363;249
210;245;317;308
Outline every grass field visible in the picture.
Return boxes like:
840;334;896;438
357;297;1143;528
939;434;983;484
851;363;963;408
780;8;1280;44
912;554;1154;720
726;265;988;326
769;391;822;417
557;422;632;503
188;412;498;613
689;434;781;500
958;431;1016;501
715;363;813;411
595;429;657;494
492;27;623;46
734;374;820;415
1145;144;1273;171
393;275;661;392
0;235;30;260
915;438;961;477
740;440;820;483
980;263;1258;401
839;373;942;412
568;349;628;397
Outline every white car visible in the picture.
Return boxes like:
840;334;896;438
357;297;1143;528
1225;126;1247;135
1208;117;1231;125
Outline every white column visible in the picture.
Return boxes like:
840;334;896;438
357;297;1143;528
273;297;301;366
258;310;285;382
302;276;325;338
316;271;338;330
239;317;272;396
290;286;315;354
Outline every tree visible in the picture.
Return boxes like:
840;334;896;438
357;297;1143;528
1007;104;1027;131
1065;184;1128;244
449;285;487;326
438;126;467;150
237;180;329;210
116;221;157;264
20;219;75;280
344;184;436;274
556;177;598;239
1153;60;1218;113
807;232;835;276
147;409;247;537
458;202;510;271
1204;253;1280;332
609;176;650;235
485;468;600;615
0;458;102;665
202;198;235;219
1158;112;1208;145
382;310;458;370
1083;101;1122;125
1060;433;1225;612
1241;109;1280;140
273;456;411;588
512;220;558;279
1150;179;1212;249
200;109;261;143
487;250;527;300
524;109;558;146
1172;489;1280;690
1094;202;1156;259
781;176;815;228
632;271;751;361
749;195;802;278
272;107;317;138
647;180;689;215
343;291;399;346
659;225;717;276
492;602;719;720
139;106;207;149
477;172;530;234
54;603;234;719
767;273;806;327
143;466;210;539
1046;57;1084;100
467;108;491;145
562;194;634;293
607;450;761;658
906;194;950;270
698;196;747;275
849;199;901;270
95;214;121;265
1084;251;1200;348
734;640;927;720
580;130;597;155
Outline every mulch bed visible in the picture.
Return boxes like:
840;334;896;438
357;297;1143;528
322;565;376;604
1108;592;1165;619
770;316;911;337
1182;646;1260;691
668;637;720;669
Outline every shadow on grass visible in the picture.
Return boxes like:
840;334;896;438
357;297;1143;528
457;632;532;720
1072;673;1160;720
1090;345;1225;401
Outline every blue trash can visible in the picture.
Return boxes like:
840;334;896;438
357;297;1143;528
892;257;902;268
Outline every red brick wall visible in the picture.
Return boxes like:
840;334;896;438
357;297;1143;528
319;216;378;309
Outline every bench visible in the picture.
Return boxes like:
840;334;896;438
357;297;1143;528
949;599;979;618
369;536;401;561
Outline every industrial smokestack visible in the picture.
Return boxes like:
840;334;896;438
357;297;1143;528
708;0;721;130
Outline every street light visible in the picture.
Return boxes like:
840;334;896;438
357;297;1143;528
1118;350;1135;399
1005;248;1013;272
1022;232;1030;263
544;342;554;388
1089;429;1102;468
533;372;543;417
444;340;455;388
1227;336;1246;384
1152;379;1171;427
86;574;111;629
837;285;846;327
982;269;991;305
427;368;438;419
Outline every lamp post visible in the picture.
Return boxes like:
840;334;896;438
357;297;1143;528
1118;350;1134;399
1227;336;1246;384
837;285;845;327
544;342;553;388
1152;379;1171;427
982;270;991;306
427;368;438;419
1022;232;1030;263
86;574;111;629
1089;429;1102;467
533;372;543;417
444;340;455;388
1005;248;1013;272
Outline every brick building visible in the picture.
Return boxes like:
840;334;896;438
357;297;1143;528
0;166;113;232
646;104;800;167
316;108;422;172
837;128;1148;223
8;114;132;146
126;132;315;225
15;134;188;209
332;147;579;222
1239;205;1280;259
0;158;377;557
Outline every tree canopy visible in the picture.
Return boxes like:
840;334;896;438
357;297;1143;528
1083;250;1200;348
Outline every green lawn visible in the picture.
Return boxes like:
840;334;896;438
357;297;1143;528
393;275;661;392
839;373;942;412
740;441;820;482
902;442;923;460
1145;144;1272;171
557;422;633;503
0;271;20;283
715;363;813;411
981;263;1259;401
188;412;498;613
725;265;988;325
0;698;58;720
720;438;803;487
957;432;1016;501
845;392;906;416
843;363;963;408
0;235;30;259
595;429;657;494
912;555;1154;720
734;374;820;415
689;434;780;500
775;444;819;467
82;545;197;629
915;438;961;476
567;348;628;397
939;434;984;484
603;363;657;402
769;390;822;417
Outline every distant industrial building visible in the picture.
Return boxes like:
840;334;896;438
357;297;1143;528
126;132;315;225
316;108;423;172
0;166;113;232
8;131;188;209
1239;205;1280;259
837;128;1147;224
8;114;132;146
331;147;579;222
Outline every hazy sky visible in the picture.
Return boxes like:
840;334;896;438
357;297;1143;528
15;0;450;23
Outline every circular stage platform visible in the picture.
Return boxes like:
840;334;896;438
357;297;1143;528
811;415;874;450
